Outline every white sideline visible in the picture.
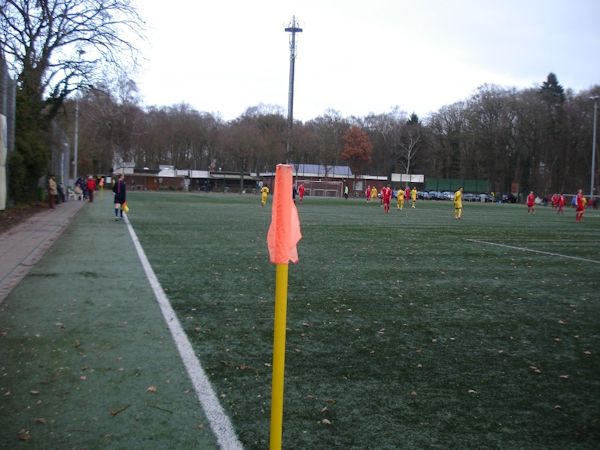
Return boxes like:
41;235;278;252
125;215;244;450
467;239;600;264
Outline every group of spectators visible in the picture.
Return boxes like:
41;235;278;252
47;175;105;208
73;175;104;202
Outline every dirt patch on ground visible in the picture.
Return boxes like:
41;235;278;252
0;202;48;235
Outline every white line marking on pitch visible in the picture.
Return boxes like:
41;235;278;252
467;239;600;264
125;215;244;450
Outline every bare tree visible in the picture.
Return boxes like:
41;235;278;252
303;110;349;171
1;0;144;200
398;113;423;175
361;109;404;176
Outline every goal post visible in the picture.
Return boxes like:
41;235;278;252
298;180;343;198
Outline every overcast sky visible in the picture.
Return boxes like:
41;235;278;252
132;0;600;121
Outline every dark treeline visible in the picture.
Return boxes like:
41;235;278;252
68;73;599;196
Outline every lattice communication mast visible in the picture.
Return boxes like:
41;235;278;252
285;16;302;158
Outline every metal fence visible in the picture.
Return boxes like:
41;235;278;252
0;50;16;157
1;48;72;207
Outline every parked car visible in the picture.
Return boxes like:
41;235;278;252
428;190;442;200
441;191;454;200
418;191;431;200
477;193;493;202
463;193;478;202
501;193;517;203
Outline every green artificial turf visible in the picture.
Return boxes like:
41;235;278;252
128;192;600;449
0;197;220;449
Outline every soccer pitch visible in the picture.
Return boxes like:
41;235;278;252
128;192;600;449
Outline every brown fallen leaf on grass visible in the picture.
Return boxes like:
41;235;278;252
530;366;542;374
74;339;81;348
30;390;40;395
559;374;570;379
584;350;592;355
467;389;478;394
147;386;157;393
34;418;46;424
321;419;332;425
17;429;31;441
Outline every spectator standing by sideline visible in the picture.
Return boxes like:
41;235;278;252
113;174;126;220
48;175;58;209
86;176;97;202
98;177;105;199
75;176;87;200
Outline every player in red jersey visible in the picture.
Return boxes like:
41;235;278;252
575;189;587;223
381;184;392;213
557;193;566;214
526;191;536;214
298;183;305;204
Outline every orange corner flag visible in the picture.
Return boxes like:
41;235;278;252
267;164;302;264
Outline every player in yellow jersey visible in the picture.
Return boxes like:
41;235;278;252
396;187;405;209
410;187;417;208
370;185;378;201
261;185;270;206
454;187;463;219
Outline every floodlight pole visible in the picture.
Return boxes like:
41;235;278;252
72;49;85;182
285;16;302;162
590;96;599;201
73;97;79;180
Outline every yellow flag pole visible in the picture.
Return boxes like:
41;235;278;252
270;262;289;450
